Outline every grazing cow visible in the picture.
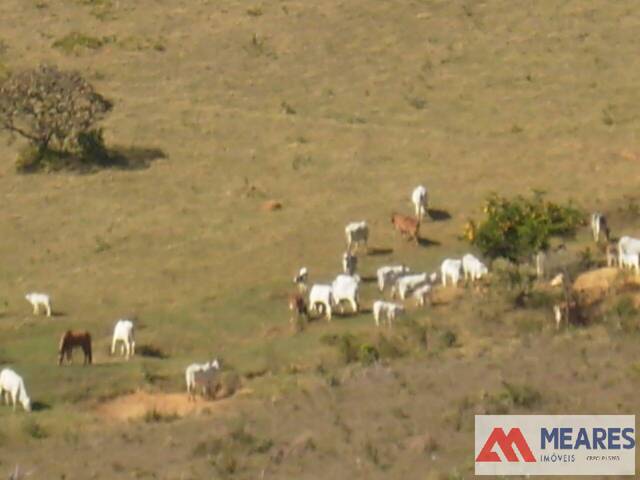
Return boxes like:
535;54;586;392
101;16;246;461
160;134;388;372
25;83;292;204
535;251;546;279
185;359;220;400
342;252;358;275
606;243;618;267
111;319;135;359
619;251;640;273
293;267;309;293
550;273;564;287
288;293;308;326
308;284;334;321
413;284;432;307
618;236;640;274
391;273;428;300
391;213;420;242
345;221;369;253
411;185;429;219
58;330;92;366
0;368;31;412
441;259;462;287
376;265;410;292
462;254;488;283
591;212;610;243
372;300;404;328
25;292;51;317
331;274;360;313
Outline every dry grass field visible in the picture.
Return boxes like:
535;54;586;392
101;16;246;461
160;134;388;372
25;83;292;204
0;0;639;478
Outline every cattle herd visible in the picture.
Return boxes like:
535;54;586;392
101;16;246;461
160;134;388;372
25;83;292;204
1;187;638;413
288;185;490;329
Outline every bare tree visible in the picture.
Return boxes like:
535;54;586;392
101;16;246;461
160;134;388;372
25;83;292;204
0;64;112;152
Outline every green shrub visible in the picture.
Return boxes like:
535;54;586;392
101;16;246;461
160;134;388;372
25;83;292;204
358;344;380;365
52;32;113;54
440;330;458;348
338;334;360;364
466;192;583;261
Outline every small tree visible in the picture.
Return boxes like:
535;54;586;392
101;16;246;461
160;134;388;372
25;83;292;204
0;64;112;167
465;192;584;262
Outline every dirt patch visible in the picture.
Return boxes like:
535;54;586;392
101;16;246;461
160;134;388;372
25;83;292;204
95;389;251;421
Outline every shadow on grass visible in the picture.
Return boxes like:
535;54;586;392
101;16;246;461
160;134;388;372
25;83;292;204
360;275;377;284
428;208;452;222
137;344;169;359
367;247;393;256
31;401;51;412
417;237;441;247
17;145;167;174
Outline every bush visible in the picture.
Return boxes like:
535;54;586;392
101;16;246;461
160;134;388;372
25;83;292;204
358;344;380;366
466;192;583;261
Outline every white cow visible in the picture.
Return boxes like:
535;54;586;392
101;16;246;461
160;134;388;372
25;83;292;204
193;365;221;399
618;236;640;274
111;319;136;359
462;254;488;283
185;359;220;400
345;221;369;253
392;273;428;300
331;274;360;313
413;284;432;307
372;300;404;327
411;185;428;219
591;212;609;243
441;259;463;287
308;284;334;321
620;251;640;273
342;252;358;275
25;292;51;317
376;265;410;292
0;368;31;412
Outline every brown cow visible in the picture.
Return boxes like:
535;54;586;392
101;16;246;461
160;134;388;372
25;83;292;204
58;330;92;366
391;213;420;243
288;293;309;330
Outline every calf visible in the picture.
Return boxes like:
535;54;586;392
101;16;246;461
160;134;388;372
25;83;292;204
345;221;369;253
391;213;420;242
25;292;52;317
441;259;462;287
606;243;618;267
372;300;404;328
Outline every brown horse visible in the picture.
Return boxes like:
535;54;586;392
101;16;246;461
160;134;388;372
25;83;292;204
58;330;92;366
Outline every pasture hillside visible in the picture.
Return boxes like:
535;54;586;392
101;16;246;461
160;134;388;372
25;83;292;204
0;0;639;478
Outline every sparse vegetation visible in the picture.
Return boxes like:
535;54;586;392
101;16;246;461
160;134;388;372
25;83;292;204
22;419;48;439
52;32;114;54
